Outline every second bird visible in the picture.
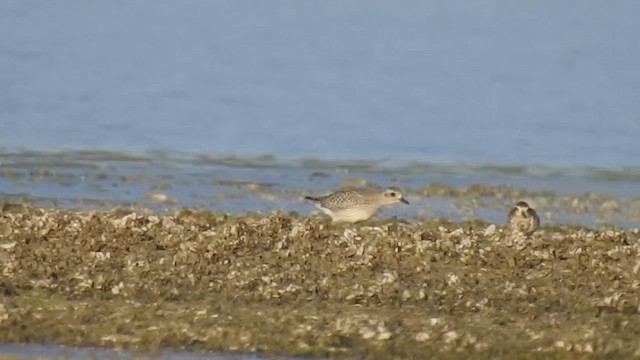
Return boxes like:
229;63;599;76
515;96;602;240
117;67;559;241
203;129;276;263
507;201;540;235
305;187;409;223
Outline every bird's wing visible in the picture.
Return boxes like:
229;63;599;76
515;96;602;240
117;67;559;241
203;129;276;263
527;208;540;227
318;190;364;211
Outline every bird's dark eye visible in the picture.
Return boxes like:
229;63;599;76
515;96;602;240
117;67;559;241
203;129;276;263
389;192;396;197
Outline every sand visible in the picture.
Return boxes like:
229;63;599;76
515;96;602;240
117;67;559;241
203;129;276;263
0;205;639;359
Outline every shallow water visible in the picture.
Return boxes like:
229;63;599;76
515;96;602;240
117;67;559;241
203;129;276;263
1;149;640;229
0;343;297;360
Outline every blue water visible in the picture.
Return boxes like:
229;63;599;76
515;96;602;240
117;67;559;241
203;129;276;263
1;1;639;167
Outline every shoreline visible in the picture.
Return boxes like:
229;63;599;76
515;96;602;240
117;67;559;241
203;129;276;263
2;148;640;229
1;206;639;358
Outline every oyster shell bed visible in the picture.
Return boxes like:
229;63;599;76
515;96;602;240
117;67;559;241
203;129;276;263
1;205;639;358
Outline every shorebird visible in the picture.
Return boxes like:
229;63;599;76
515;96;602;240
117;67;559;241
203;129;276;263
507;201;540;235
304;187;409;223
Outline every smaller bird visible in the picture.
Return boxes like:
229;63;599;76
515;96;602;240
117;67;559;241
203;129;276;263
304;186;410;223
507;201;540;235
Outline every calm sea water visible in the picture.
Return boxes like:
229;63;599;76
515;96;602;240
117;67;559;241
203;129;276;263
1;0;639;167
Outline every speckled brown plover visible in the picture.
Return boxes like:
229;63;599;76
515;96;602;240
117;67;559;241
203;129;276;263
304;187;409;223
507;201;540;235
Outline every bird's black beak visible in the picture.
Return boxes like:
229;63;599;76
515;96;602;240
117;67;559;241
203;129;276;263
400;197;410;205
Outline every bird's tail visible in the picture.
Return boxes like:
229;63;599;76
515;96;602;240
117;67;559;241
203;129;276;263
304;196;318;202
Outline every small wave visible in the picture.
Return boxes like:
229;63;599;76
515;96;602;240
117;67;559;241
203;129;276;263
1;148;640;183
